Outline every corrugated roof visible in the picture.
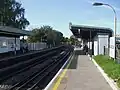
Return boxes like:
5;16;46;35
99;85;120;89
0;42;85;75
69;22;113;39
69;23;113;31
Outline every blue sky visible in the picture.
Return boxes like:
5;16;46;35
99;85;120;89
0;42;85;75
19;0;120;37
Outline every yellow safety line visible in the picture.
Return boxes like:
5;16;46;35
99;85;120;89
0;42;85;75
52;54;73;90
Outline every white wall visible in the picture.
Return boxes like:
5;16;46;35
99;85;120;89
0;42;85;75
94;41;98;56
0;37;20;53
7;37;15;52
98;34;109;55
87;42;92;49
16;38;20;50
28;42;47;51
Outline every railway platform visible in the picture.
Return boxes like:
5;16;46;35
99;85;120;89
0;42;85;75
47;48;112;90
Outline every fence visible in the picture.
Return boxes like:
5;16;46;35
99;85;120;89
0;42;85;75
104;46;120;57
28;42;47;51
104;45;120;63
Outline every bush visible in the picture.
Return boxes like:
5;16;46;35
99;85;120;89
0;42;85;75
94;55;120;88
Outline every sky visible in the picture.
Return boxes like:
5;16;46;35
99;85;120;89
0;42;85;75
18;0;120;38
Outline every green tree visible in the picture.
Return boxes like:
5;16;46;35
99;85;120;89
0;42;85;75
70;35;76;45
53;30;63;45
27;25;64;47
61;37;68;43
27;27;46;43
46;29;56;46
0;0;29;29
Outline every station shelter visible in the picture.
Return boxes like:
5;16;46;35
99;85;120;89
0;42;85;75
69;22;113;56
0;26;32;54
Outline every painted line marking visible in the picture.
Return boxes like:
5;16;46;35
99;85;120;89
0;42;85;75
52;53;74;90
44;52;74;90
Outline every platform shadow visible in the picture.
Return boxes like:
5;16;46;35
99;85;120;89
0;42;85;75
67;50;85;69
68;53;78;69
75;50;86;55
65;49;86;69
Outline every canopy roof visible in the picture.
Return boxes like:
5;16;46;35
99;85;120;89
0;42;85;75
0;26;32;37
69;23;113;40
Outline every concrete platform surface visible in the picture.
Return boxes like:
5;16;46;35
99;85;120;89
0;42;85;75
56;54;112;90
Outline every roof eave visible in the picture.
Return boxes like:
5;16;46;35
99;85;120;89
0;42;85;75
0;26;32;36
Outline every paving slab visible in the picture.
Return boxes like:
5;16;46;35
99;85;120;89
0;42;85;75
56;53;112;90
48;48;112;90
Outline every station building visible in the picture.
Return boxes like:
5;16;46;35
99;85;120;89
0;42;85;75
69;22;113;56
0;26;32;54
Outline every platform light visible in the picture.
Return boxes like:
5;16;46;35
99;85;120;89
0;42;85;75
93;2;103;6
78;29;80;34
93;2;117;60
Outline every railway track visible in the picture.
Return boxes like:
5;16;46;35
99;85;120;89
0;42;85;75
0;51;57;83
0;45;65;69
0;45;74;90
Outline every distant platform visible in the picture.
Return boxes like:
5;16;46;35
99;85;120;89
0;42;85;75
74;47;83;50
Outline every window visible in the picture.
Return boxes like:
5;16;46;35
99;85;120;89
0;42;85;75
2;41;7;47
0;40;7;48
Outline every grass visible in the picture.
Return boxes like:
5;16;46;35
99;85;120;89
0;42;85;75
94;55;120;88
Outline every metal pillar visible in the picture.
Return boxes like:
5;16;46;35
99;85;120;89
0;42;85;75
14;37;16;55
89;39;90;54
90;30;92;57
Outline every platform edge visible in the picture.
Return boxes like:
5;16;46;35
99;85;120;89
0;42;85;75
88;54;119;90
44;52;74;90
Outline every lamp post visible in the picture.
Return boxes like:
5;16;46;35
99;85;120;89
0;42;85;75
93;2;117;60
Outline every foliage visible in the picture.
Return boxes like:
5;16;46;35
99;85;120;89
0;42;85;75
63;35;79;45
70;35;78;45
0;0;29;29
53;30;63;45
27;25;63;46
94;55;120;87
61;37;68;42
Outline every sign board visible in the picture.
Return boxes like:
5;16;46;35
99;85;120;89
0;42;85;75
109;37;115;58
